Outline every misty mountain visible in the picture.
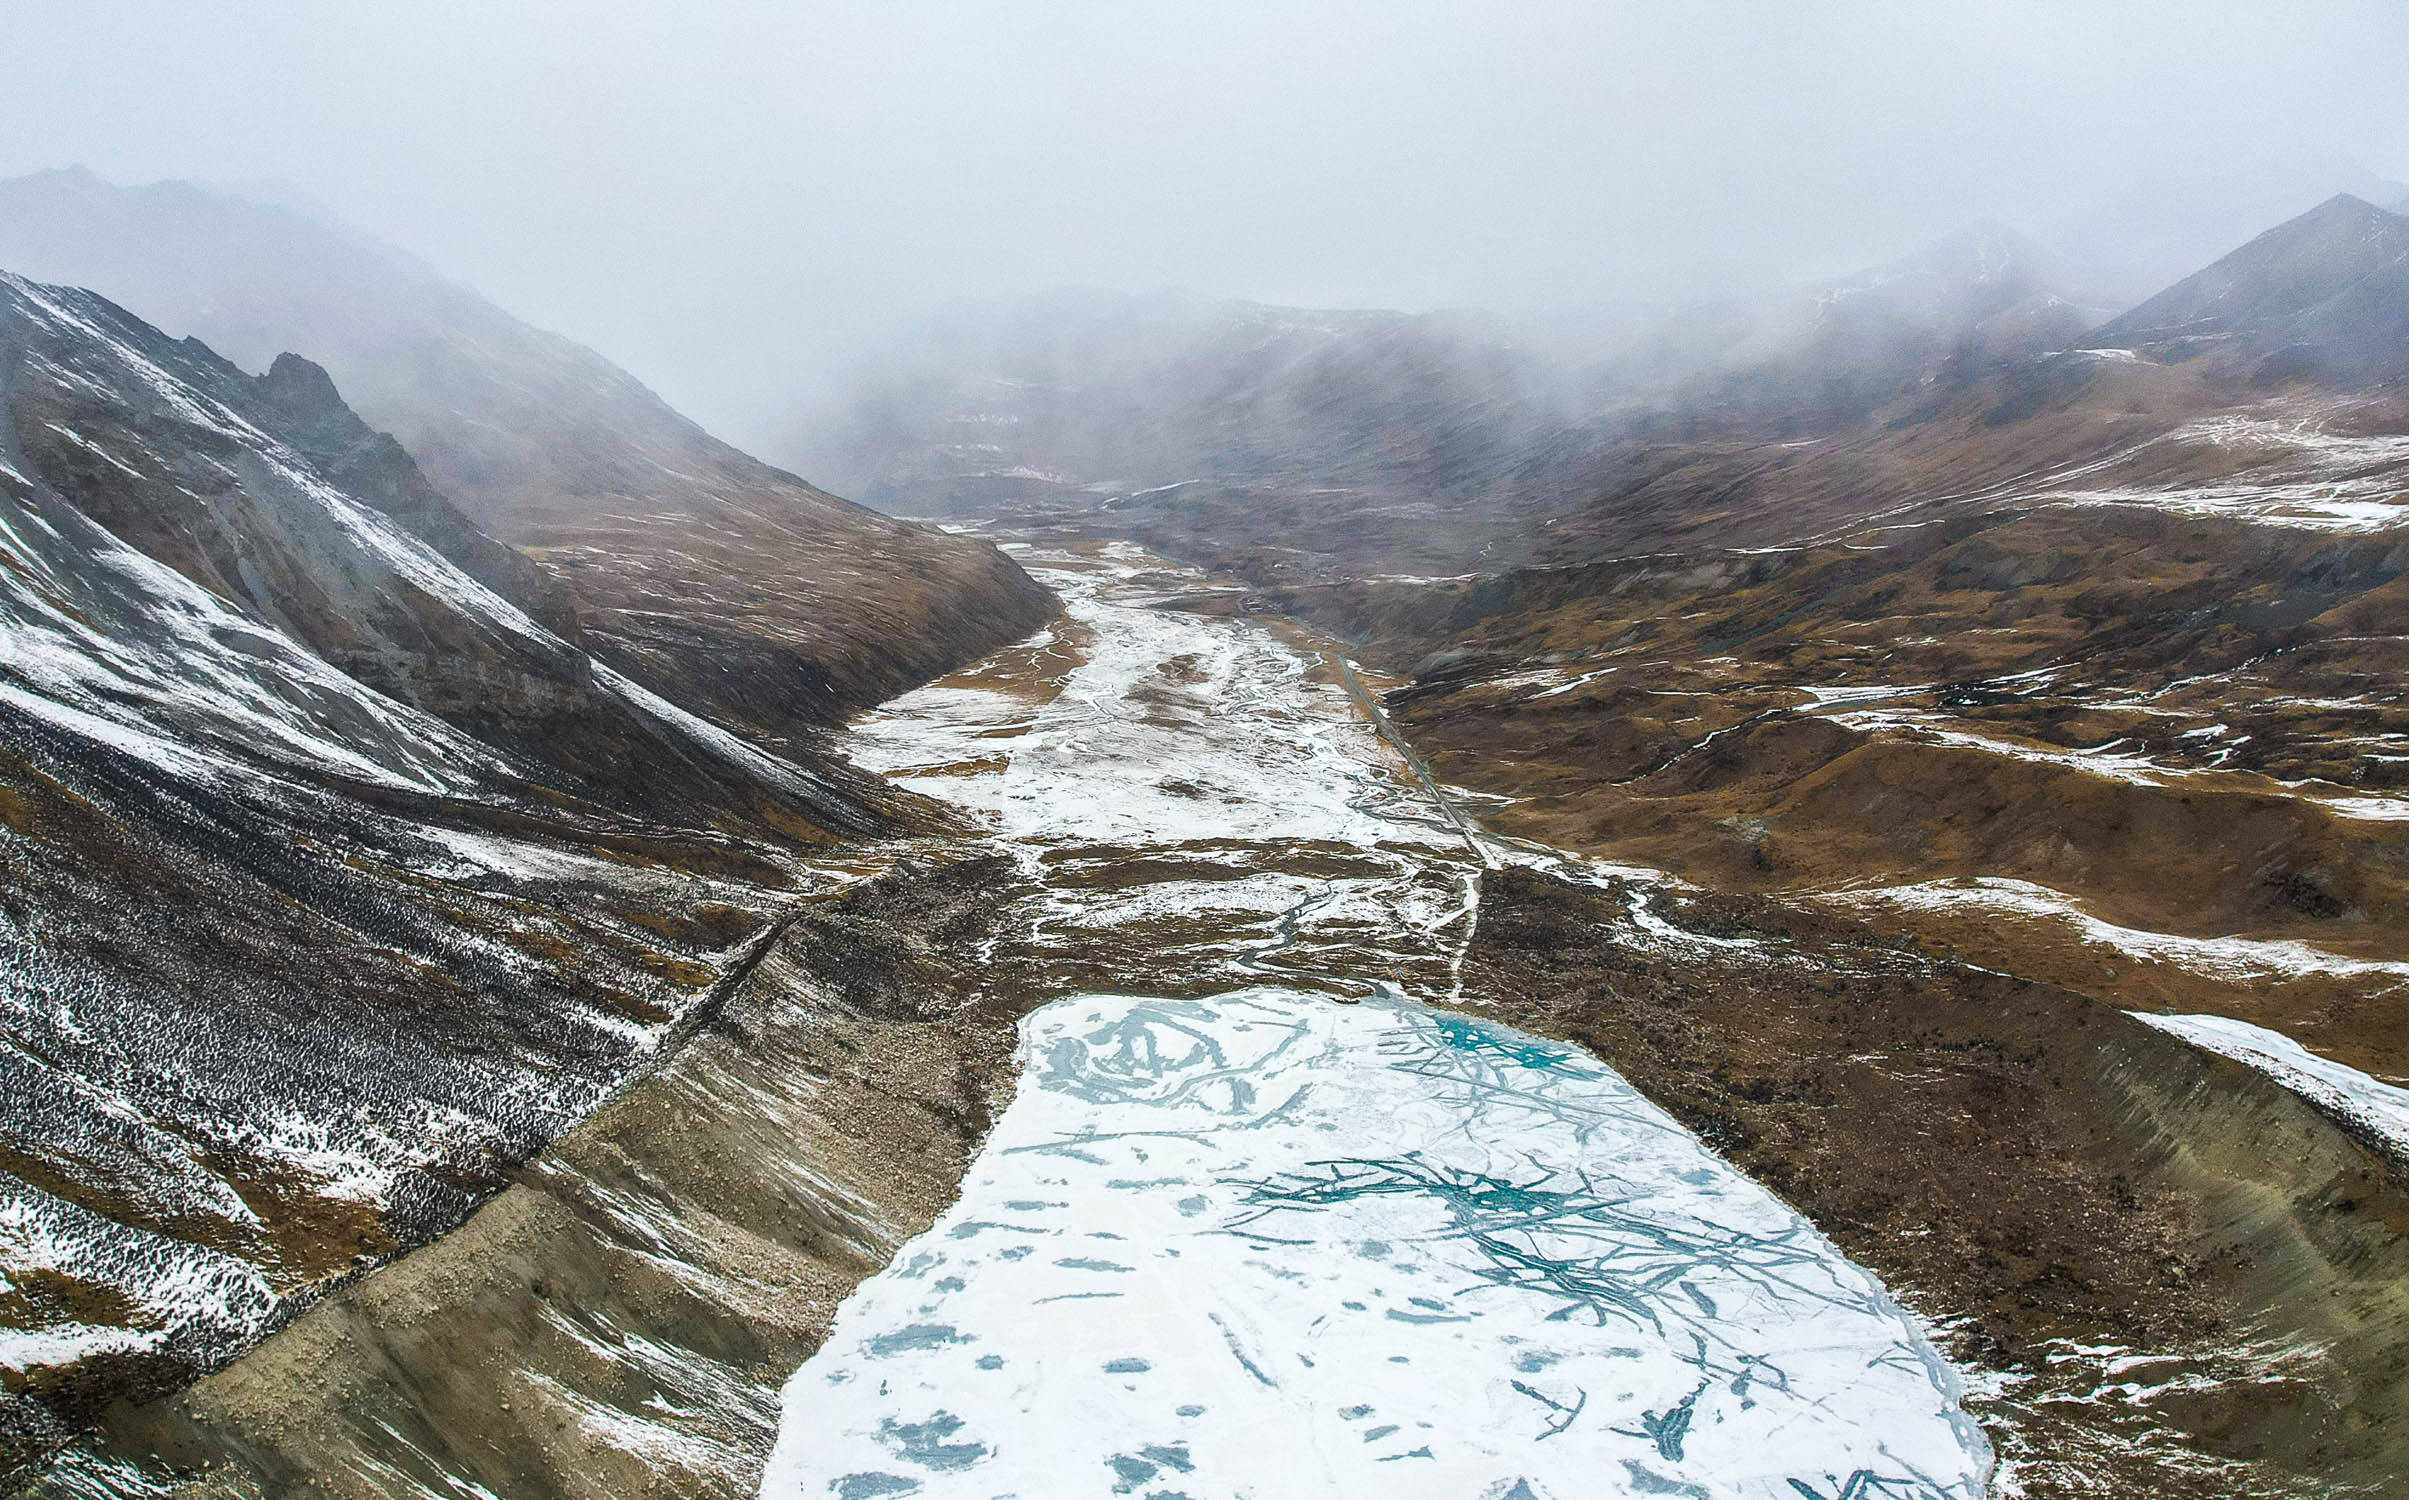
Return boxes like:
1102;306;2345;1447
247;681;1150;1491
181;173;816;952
2089;192;2409;383
12;5;2409;1493
0;271;938;1455
826;194;2408;585
792;220;2127;579
0;168;1053;739
1597;220;2124;417
799;290;1596;576
1538;197;2409;565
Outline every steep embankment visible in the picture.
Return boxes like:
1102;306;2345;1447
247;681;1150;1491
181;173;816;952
31;854;1036;1500
1262;497;2409;1076
0;168;1056;740
0;272;951;1471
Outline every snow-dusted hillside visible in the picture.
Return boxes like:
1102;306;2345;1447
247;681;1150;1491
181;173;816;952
0;272;904;1463
0;169;1059;742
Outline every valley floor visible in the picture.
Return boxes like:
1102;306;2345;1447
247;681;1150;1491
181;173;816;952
763;544;1986;1499
28;541;2409;1498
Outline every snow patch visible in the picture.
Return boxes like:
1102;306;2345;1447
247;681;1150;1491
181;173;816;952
2132;1012;2409;1160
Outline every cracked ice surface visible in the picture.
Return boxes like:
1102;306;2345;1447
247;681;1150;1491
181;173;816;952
761;990;1990;1499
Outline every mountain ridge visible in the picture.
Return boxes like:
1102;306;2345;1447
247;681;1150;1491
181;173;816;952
2090;192;2409;381
0;168;1058;741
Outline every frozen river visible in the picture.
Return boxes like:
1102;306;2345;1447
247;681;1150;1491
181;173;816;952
761;543;1992;1500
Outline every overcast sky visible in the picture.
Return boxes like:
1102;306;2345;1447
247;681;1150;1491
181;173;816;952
4;1;2406;448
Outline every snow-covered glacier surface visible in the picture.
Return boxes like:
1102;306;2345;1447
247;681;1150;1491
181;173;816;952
763;989;1987;1499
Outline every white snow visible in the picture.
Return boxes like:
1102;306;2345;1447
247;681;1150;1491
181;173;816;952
2036;412;2409;533
1624;889;1762;952
1526;667;1617;701
0;1323;153;1372
1815;710;2409;822
850;559;1464;855
1795;682;1931;708
2131;1012;2409;1160
1823;877;2409;984
223;1102;496;1208
0;495;511;795
0;1183;279;1375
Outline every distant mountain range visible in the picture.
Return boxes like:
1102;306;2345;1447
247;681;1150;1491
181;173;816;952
804;192;2409;579
791;214;2143;573
789;291;1597;575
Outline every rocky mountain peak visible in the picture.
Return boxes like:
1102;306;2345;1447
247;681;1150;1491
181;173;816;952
260;348;345;415
2090;191;2409;376
0;169;1056;740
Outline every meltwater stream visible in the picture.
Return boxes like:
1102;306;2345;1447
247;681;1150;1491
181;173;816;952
760;543;1992;1500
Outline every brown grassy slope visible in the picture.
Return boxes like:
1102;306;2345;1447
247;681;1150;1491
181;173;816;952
1461;867;2409;1498
1261;496;2409;1074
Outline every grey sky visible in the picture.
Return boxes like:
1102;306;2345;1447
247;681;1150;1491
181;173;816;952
4;1;2405;450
